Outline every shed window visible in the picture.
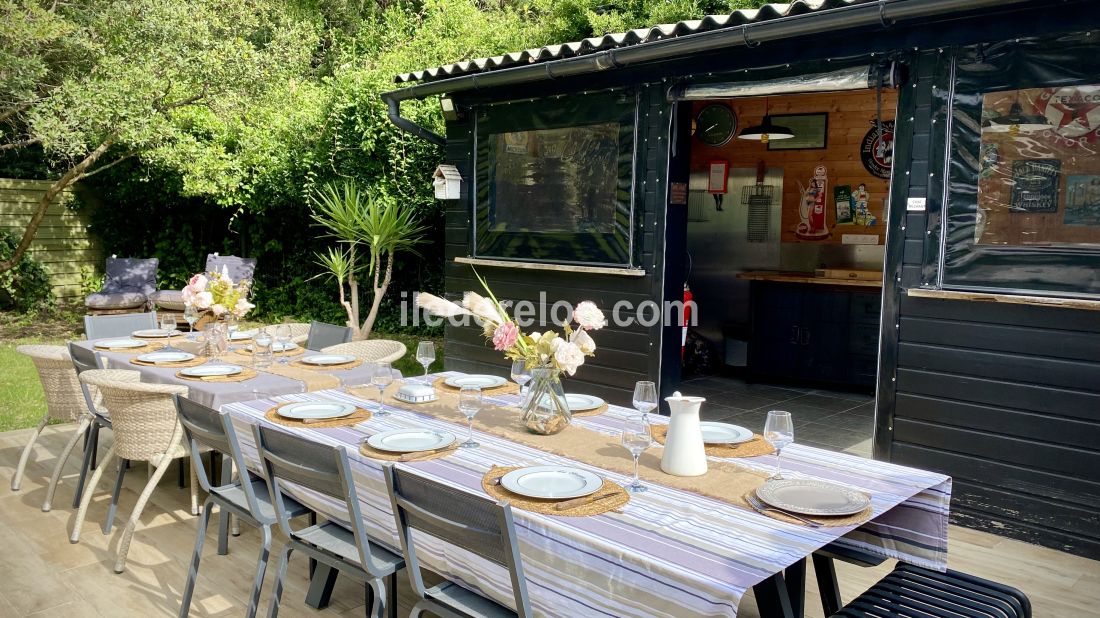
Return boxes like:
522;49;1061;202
473;91;637;266
943;34;1100;297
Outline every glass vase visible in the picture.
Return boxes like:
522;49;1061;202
203;320;229;360
520;367;572;435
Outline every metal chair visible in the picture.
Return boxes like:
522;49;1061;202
252;424;404;618
383;464;533;618
70;370;201;573
831;562;1031;617
65;343;111;509
174;396;310;618
305;320;354;350
83;311;157;340
321;340;407;364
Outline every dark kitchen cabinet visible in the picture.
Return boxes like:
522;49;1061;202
747;282;881;389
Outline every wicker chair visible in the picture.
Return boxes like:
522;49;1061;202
70;370;200;573
273;322;310;346
321;340;407;364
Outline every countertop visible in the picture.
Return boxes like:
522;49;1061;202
736;270;883;288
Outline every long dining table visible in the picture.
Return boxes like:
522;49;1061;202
220;371;951;618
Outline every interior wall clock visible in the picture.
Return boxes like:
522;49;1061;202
696;103;737;147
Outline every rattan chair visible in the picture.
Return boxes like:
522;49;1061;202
70;370;200;573
273;322;310;346
305;320;353;350
383;464;532;618
252;424;404;618
11;346;89;502
84;312;157;340
321;340;407;364
174;396;310;618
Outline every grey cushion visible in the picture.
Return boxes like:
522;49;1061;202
85;291;148;310
148;289;185;310
103;257;158;296
206;254;256;284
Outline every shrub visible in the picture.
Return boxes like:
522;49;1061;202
0;229;54;312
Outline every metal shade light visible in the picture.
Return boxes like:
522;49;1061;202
737;97;794;143
984;100;1053;135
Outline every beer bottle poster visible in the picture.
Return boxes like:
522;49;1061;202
835;185;853;224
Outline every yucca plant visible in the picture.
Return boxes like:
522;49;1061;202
310;181;426;339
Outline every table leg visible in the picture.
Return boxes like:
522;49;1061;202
812;553;842;615
305;565;339;609
785;558;806;618
753;571;795;618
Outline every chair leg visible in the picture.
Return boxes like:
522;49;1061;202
246;525;272;618
217;454;232;555
386;572;398;618
114;453;173;573
267;545;294;618
189;457;199;516
42;417;90;511
104;458;128;534
178;496;214;618
73;423;100;508
71;446;116;544
367;578;385;618
11;417;49;491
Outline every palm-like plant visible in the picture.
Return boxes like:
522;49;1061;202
310;181;426;339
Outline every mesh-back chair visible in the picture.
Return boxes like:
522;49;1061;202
252;424;404;618
305;320;353;351
70;370;200;573
174;396;309;618
384;464;533;618
85;257;158;314
321;340;407;364
84;311;157;340
65;343;111;509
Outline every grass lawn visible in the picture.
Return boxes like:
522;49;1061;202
0;308;443;432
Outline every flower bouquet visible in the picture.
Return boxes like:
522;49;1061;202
417;270;606;435
182;268;255;357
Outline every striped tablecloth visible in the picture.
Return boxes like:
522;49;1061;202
223;372;950;618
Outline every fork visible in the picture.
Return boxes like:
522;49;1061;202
745;493;822;528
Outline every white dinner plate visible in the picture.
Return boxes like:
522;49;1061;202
131;328;180;338
277;401;356;421
179;364;243;378
300;354;356;366
136;351;196;364
500;466;603;500
94;338;146;350
229;330;256;341
755;479;871;516
366;429;456;453
537;393;605;411
247;341;298;352
444;374;507;389
699;422;754;445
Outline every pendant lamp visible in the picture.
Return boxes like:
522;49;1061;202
738;97;795;143
984;98;1053;135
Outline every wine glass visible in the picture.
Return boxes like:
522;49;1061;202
275;324;292;364
415;341;435;378
183;305;199;340
763;410;794;480
632;381;658;417
458;386;482;449
620;415;653;493
159;314;178;350
510;359;531;399
372;362;393;416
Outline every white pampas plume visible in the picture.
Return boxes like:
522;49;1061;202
417;292;472;317
462;291;501;323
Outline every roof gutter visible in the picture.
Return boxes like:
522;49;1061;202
381;0;1036;145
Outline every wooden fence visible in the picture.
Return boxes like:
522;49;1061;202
0;178;102;301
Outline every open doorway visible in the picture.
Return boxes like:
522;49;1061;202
674;85;898;458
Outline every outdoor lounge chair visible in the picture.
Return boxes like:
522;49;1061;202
149;253;258;315
84;257;158;315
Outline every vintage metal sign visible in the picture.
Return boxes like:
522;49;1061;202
861;119;895;179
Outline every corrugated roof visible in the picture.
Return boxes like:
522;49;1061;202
394;0;872;84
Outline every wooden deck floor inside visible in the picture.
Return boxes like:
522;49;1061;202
0;425;1096;617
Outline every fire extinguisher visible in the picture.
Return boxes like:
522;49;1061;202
681;282;693;360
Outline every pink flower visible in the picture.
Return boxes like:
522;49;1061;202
210;303;227;316
492;321;519;351
188;274;208;291
194;291;213;309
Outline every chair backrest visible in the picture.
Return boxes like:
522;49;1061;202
384;464;531;617
84;311;158;340
251;424;390;577
306;321;353;350
79;369;186;461
173;395;266;518
17;345;85;423
103;257;158;295
67;343;104;416
205;254;257;285
321;340;407;364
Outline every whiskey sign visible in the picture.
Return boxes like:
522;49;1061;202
1010;159;1061;213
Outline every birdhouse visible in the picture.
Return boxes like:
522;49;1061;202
433;164;462;200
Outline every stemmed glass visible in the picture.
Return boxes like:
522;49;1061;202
510;359;531;399
620;415;653;493
458;386;482;449
275;324;292;364
183;305;199;340
763;410;794;480
632;381;658;417
372;361;393;416
159;314;178;350
415;342;435;379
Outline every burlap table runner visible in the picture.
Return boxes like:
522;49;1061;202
129;356;208;369
218;352;343;391
401;387;871;527
482;466;629;517
432;376;519;397
176;367;260;383
290;358;364;371
94;342;162;354
651;425;776;458
264;404;371;429
359;442;459;462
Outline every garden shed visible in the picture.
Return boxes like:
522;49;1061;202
385;0;1100;561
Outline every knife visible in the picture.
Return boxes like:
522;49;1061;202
553;491;618;512
399;446;458;462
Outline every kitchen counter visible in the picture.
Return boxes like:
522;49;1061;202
736;270;883;288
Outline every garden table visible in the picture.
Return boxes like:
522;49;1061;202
222;372;951;618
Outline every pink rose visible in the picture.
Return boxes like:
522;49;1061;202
188;274;208;291
194;291;213;309
492;321;519;351
210;303;227;316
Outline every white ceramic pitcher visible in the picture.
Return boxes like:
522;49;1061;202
661;391;708;477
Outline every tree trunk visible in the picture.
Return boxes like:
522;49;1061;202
347;244;360;329
335;274;359;339
0;135;116;273
359;249;393;340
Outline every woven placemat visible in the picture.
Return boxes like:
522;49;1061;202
359;441;458;462
290;358;364;371
94;343;161;354
176;367;260;383
742;492;872;527
433;377;519;397
571;403;609;418
264;404;372;428
131;333;187;341
481;466;629;517
651;425;776;458
129;356;208;368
